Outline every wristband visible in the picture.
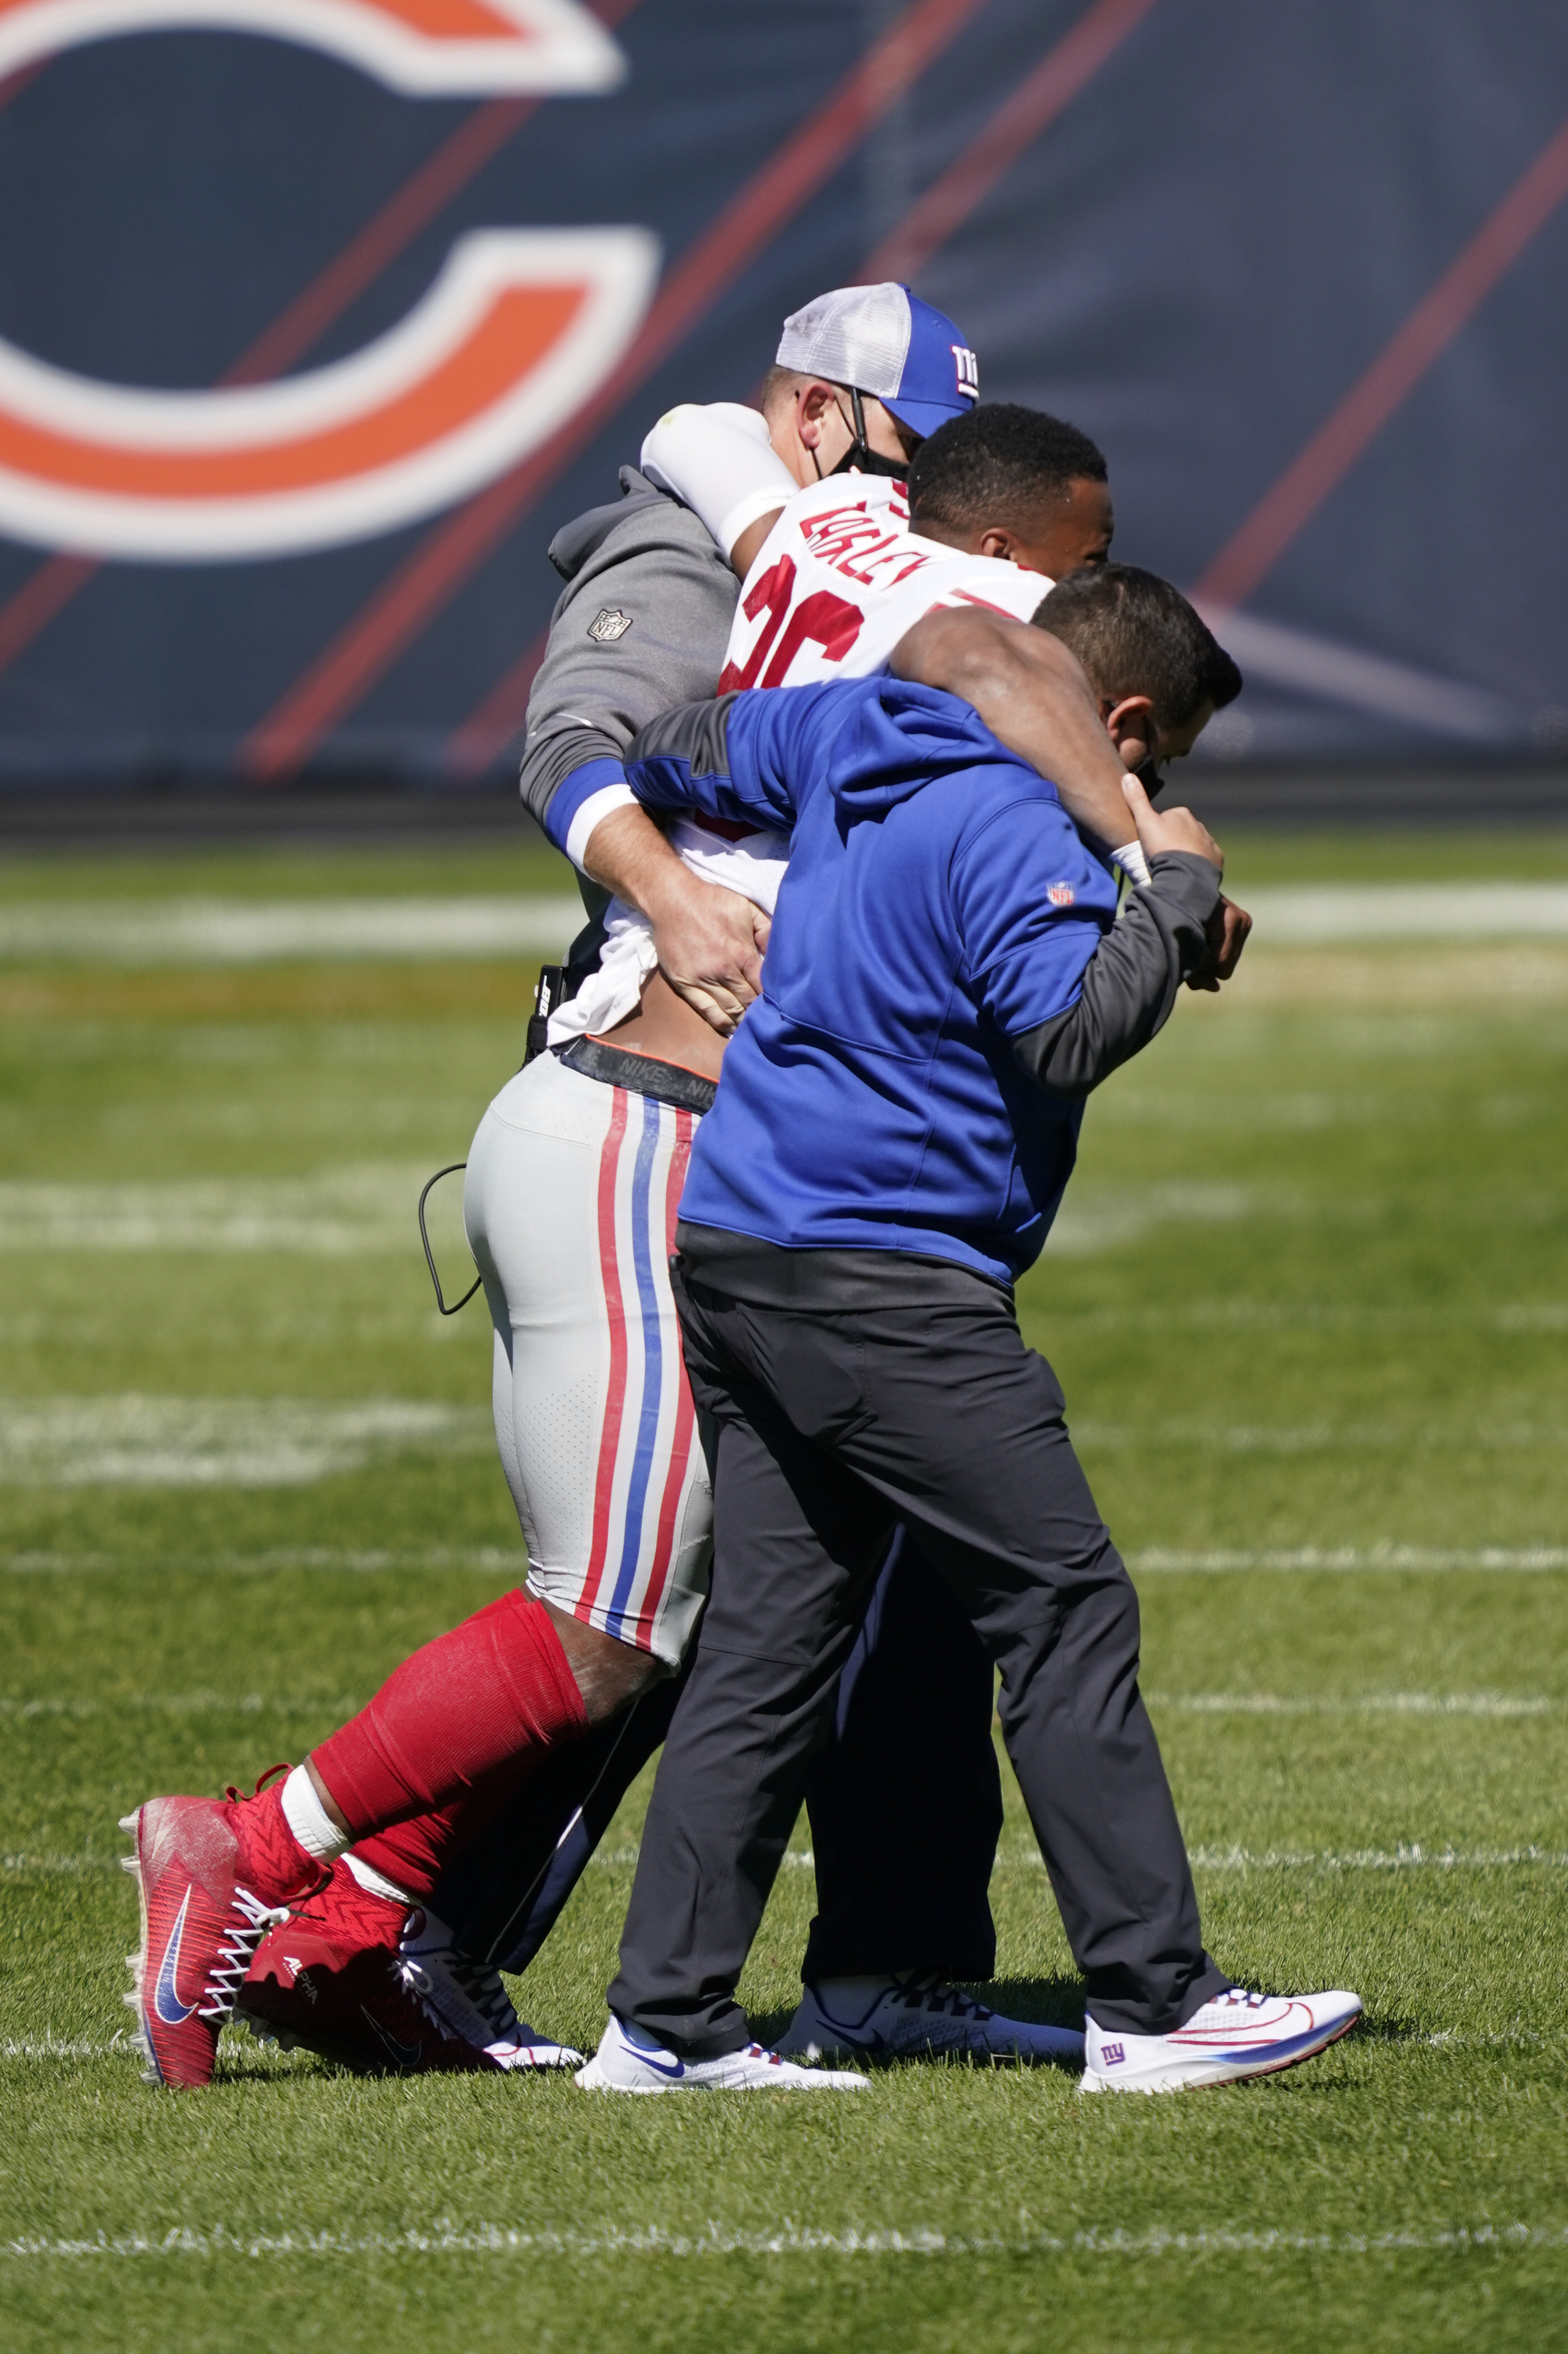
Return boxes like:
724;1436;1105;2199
1112;839;1152;889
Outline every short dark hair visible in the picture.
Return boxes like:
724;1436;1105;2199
1030;563;1242;732
907;403;1107;530
759;363;808;414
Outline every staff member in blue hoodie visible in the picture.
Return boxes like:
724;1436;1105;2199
576;566;1363;2098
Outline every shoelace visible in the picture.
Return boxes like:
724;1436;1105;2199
393;1953;480;2049
894;1970;995;2021
441;1948;524;2042
197;1887;289;2022
403;1937;524;2045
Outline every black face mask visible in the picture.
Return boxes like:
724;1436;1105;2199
830;385;911;479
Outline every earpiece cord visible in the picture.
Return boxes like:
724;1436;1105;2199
418;1163;481;1314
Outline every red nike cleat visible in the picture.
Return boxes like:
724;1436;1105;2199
235;1863;497;2077
120;1774;328;2090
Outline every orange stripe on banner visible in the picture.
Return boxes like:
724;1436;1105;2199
0;0;522;29
444;0;1160;778
241;0;995;781
861;0;1163;283
1195;110;1568;611
0;0;643;677
0;286;583;497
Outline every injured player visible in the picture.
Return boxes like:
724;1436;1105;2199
576;565;1362;2096
117;307;1237;2091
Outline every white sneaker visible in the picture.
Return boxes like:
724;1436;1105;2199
398;1910;583;2071
1081;1987;1362;2094
779;1973;1084;2067
575;2013;870;2094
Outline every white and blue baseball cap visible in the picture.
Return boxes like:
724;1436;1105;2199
775;283;979;441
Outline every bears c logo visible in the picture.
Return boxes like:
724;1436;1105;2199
0;1;656;561
0;2;623;95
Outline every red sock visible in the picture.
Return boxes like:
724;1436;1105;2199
349;1771;530;1904
311;1591;589;1854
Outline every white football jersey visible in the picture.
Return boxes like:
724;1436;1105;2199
718;473;1049;691
550;470;1052;1047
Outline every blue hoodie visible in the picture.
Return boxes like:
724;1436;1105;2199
628;676;1121;1286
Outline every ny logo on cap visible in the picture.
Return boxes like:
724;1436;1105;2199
587;608;634;643
951;344;981;403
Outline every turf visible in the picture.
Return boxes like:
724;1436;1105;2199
3;825;1567;2352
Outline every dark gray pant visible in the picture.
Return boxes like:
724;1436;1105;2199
607;1260;1226;2054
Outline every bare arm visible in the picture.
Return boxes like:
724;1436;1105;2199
890;607;1137;861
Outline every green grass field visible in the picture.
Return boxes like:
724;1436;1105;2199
3;824;1567;2352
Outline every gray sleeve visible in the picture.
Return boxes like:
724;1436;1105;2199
1011;851;1221;1099
519;480;741;835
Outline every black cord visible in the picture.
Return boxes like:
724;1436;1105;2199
418;1163;481;1314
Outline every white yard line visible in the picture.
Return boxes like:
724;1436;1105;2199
3;885;1563;967
1133;1547;1568;1572
2;1545;517;1573
0;1165;439;1256
7;1543;1560;1576
2;2036;136;2059
0;1397;491;1487
1240;883;1568;944
0;896;584;966
1185;1846;1568;1873
993;1843;1568;1872
1145;1693;1555;1717
4;2219;1566;2261
0;1694;361;1719
1046;1182;1265;1257
1085;1427;1566;1455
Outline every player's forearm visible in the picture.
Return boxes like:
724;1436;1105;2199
581;803;694;919
580;801;767;1033
892;609;1135;861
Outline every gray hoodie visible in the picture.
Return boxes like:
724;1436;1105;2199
520;465;742;933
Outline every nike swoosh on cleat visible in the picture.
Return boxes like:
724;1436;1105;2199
623;2036;684;2078
153;1886;198;2026
361;2007;421;2068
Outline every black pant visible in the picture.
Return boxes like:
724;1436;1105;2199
430;1533;1002;1983
607;1260;1226;2055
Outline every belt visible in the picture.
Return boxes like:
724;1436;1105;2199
558;1034;717;1116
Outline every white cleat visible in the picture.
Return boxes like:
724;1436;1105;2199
778;1972;1084;2067
575;2013;870;2095
396;1910;583;2072
1081;1987;1362;2094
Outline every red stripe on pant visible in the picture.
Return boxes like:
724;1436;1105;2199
577;1088;631;1619
629;1109;697;1647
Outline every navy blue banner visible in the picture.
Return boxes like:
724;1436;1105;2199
0;0;1562;786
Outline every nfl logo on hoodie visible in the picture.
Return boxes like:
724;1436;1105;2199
1047;882;1076;907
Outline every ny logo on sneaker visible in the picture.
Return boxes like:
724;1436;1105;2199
1102;2041;1126;2066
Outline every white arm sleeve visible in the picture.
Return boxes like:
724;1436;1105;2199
639;402;796;560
